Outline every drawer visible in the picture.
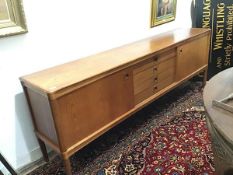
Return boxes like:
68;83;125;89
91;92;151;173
134;67;155;84
133;49;176;105
134;86;155;104
133;58;156;75
157;57;175;74
157;49;176;63
157;67;175;82
156;65;175;90
156;75;174;91
133;59;157;95
134;77;155;94
133;58;157;104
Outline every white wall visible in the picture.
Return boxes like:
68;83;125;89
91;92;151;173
0;0;192;170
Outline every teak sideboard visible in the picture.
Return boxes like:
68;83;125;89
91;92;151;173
20;28;210;175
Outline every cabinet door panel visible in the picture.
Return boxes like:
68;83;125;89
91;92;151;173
54;69;134;150
176;36;209;80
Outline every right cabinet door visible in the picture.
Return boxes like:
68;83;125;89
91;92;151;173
176;35;210;81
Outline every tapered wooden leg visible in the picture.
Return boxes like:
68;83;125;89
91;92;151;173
63;157;72;175
203;69;207;86
37;138;49;162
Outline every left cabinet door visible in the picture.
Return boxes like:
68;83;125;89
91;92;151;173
52;68;134;151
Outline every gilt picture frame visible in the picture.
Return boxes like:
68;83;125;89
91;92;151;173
0;0;27;38
151;0;177;27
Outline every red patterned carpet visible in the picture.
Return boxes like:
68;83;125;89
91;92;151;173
98;110;215;175
27;81;215;175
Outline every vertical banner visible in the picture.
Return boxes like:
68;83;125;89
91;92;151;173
195;0;233;79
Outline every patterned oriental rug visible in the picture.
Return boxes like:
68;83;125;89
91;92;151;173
27;81;215;175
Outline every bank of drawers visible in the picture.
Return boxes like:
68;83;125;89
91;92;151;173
133;49;176;104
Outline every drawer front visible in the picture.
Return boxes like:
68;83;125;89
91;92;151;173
133;51;176;105
133;59;156;74
157;67;175;82
133;59;157;104
134;78;154;94
134;67;155;85
135;86;155;105
157;55;175;90
157;57;175;74
157;75;174;90
157;49;176;63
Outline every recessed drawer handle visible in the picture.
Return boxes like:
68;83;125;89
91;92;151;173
154;57;158;61
180;49;183;53
154;77;158;81
154;86;158;90
125;73;129;80
154;67;157;71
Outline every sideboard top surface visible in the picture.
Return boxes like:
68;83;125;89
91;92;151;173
20;28;210;95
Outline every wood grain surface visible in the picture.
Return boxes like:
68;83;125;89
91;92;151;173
20;28;210;97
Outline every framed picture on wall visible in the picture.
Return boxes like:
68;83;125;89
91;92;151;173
151;0;177;27
0;0;27;38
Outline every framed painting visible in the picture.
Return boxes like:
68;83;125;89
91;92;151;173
0;0;27;38
151;0;177;27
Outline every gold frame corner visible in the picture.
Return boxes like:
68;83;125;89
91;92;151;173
150;0;177;28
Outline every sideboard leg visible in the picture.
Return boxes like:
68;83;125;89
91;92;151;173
38;138;49;162
203;69;207;86
63;157;72;175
